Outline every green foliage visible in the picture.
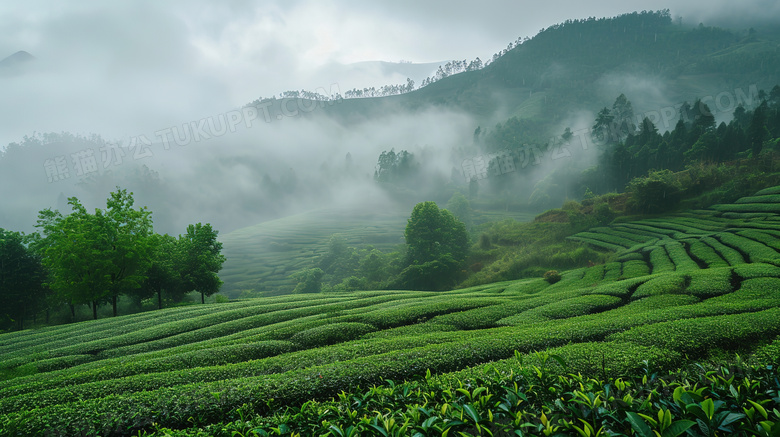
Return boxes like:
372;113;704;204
34;189;154;318
621;260;651;278
0;229;46;330
700;236;746;266
289;322;376;348
627;170;683;214
465;218;610;287
632;273;688;300
446;192;472;227
290;268;324;293
661;241;700;271
648;246;675;273
500;294;623;325
139;233;184;309
543;270;562;284
686;267;734;298
754;185;780;195
689;240;729;268
609;308;780;357
179;223;226;303
374;149;417;185
717;232;779;265
399;201;469;290
733;262;780;279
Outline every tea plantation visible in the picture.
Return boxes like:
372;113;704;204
2;189;780;436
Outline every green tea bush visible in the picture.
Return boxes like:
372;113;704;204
429;294;572;330
616;251;644;262
501;278;549;294
671;217;726;231
289;322;376;347
750;335;780;366
621;259;651;278
737;229;780;250
632;273;687;299
361;322;456;339
686;267;734;298
722;212;776;219
608;308;780;357
733;262;780;279
648;246;675;273
590;227;651;243
580;264;606;284
701;236;746;265
711;203;780;213
613;224;669;239
639;219;706;235
581;277;648;297
620;223;677;237
603;262;623;281
732;277;780;299
735;194;780;203
499;295;623;325
543;270;562;284
753;185;780;195
689;240;729;268
717;232;779;265
661;241;700;271
570;232;634;248
355;298;502;329
14;354;93;375
567;236;624;251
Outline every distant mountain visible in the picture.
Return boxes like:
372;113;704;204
262;60;445;101
297;11;780;130
0;50;36;75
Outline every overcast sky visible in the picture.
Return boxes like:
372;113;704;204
1;0;779;148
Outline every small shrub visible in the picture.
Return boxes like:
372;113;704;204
626;170;682;214
214;295;229;304
543;270;562;284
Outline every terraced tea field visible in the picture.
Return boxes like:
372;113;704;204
219;206;534;297
568;185;780;272
219;208;409;296
1;188;780;436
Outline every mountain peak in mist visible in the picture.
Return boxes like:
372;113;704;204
0;50;36;67
0;51;36;77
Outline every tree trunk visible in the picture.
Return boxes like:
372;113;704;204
46;308;50;324
92;301;98;320
112;295;118;317
201;291;205;304
70;304;75;319
157;289;163;310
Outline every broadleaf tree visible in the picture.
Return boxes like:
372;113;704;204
398;201;469;290
101;189;154;316
139;233;183;309
179;223;226;303
34;188;153;319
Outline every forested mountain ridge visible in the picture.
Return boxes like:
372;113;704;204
296;10;780;128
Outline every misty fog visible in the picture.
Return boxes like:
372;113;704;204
2;0;778;237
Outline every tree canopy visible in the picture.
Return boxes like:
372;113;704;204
398;201;469;290
0;229;46;330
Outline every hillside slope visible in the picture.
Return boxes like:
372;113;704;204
2;186;780;435
294;11;780;128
